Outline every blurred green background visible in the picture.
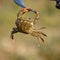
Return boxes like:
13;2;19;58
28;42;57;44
0;0;60;60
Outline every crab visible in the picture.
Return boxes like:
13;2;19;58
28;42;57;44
10;9;47;44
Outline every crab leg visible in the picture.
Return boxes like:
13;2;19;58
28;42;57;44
39;36;44;43
39;32;47;37
11;28;18;39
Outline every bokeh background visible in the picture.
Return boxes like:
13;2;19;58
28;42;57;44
0;0;60;60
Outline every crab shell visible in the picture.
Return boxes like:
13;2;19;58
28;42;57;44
15;18;34;34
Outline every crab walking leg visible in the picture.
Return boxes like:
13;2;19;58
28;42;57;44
30;31;41;45
39;32;47;37
37;32;47;42
11;28;18;39
17;9;40;22
33;12;40;24
36;37;41;46
33;30;47;37
17;8;30;18
33;27;46;32
38;27;46;29
17;9;26;18
39;36;44;43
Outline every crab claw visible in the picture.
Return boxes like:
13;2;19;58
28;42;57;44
10;32;14;39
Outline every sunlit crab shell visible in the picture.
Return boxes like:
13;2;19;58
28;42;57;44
15;18;33;33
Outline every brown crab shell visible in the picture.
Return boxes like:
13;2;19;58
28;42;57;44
15;18;33;34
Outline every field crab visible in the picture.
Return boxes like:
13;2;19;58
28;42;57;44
10;9;47;44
